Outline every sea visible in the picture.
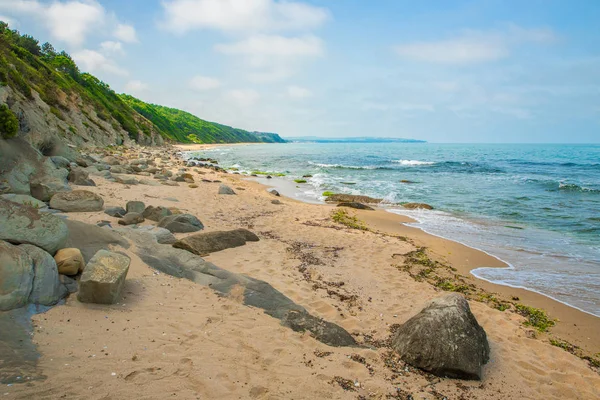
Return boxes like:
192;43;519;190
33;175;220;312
185;142;600;317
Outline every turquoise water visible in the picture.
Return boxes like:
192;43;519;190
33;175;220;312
187;143;600;316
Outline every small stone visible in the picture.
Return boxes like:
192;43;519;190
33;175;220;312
118;213;145;226
218;184;236;195
54;248;85;276
104;207;126;218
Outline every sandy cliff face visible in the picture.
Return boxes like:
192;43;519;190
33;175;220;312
0;85;164;155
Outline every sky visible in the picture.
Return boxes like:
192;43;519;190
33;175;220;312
0;0;599;143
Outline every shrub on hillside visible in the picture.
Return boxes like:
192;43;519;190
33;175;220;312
0;104;19;139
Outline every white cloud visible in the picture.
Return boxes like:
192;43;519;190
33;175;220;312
226;89;260;107
100;41;124;54
114;23;137;43
0;1;138;47
189;75;221;90
72;49;128;76
216;34;324;81
160;0;329;34
395;37;508;65
394;25;557;65
125;80;149;93
216;34;323;59
287;85;312;98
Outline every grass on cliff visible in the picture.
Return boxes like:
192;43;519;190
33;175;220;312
0;104;18;138
120;94;286;144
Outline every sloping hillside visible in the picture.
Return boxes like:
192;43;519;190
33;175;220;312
0;22;284;153
121;95;285;144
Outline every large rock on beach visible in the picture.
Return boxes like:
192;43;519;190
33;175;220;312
68;167;96;186
173;229;259;256
0;138;67;198
337;202;375;211
104;206;127;218
21;244;66;306
54;248;85;276
157;214;204;233
142;205;172;221
391;293;489;380
118;212;144;226
0;198;68;254
218;184;236;195
0;241;33;311
77;250;130;304
63;220;130;262
0;194;47;209
403;203;434;210
125;201;145;214
49;190;104;212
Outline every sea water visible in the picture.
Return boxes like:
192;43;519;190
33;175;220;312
187;143;600;316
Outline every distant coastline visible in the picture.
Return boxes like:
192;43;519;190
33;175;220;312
283;136;426;143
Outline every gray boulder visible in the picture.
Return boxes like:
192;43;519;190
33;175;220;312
0;199;68;254
269;189;280;197
49;190;104;212
0;194;47;209
104;206;126;218
157;214;204;233
114;175;139;185
102;156;120;166
63;220;129;262
118;212;144;226
218;184;236;195
78;250;130;304
21;244;67;306
142;205;172;221
0;241;33;311
0;138;69;198
173;229;259;256
68;167;96;186
125;201;145;214
50;156;71;169
114;225;177;245
390;293;490;380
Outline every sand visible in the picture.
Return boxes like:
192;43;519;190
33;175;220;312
5;149;600;399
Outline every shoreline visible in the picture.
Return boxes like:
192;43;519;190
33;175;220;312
231;170;600;355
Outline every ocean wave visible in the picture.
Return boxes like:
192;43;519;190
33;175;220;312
309;162;385;170
558;182;600;193
392;159;436;166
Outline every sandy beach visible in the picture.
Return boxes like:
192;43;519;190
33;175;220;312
5;146;600;400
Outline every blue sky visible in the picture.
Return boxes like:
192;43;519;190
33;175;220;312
0;0;598;143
